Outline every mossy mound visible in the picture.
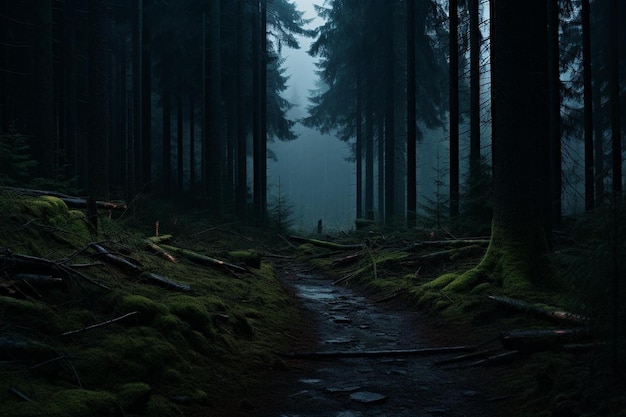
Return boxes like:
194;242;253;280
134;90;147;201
0;192;304;416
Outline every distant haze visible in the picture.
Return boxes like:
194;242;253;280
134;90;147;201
268;0;356;233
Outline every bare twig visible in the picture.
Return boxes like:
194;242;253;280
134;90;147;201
61;311;138;336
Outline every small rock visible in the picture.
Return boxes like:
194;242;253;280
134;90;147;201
349;391;387;404
326;385;361;393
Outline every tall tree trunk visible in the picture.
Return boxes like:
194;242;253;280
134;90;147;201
189;95;195;193
365;85;374;220
35;0;55;178
384;3;395;225
62;0;78;182
547;0;561;234
162;89;171;195
177;94;184;192
475;0;550;290
377;115;385;222
132;0;142;197
407;0;417;228
87;0;108;199
235;0;247;219
206;0;223;213
260;0;268;221
582;0;594;211
141;0;152;192
468;0;481;184
356;70;363;219
449;0;460;222
609;0;622;195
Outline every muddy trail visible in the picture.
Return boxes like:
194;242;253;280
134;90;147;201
252;262;508;417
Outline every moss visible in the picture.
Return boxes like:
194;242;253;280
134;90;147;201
115;382;152;412
144;394;183;417
0;296;62;333
8;389;121;417
164;295;213;336
118;294;168;323
228;250;262;268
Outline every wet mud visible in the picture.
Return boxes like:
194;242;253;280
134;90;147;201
257;263;505;417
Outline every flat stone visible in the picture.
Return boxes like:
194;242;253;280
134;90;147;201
349;391;387;404
325;385;361;393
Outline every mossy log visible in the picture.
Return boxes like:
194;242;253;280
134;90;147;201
159;244;247;273
500;328;591;351
90;243;191;291
0;186;127;210
289;235;364;250
488;295;590;325
145;240;177;263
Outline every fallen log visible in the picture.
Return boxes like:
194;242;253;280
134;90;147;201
0;186;127;210
281;345;474;360
145;240;177;263
90;243;143;275
159;244;247;273
140;272;191;292
501;328;591;351
288;235;364;250
488;295;590;325
407;239;490;251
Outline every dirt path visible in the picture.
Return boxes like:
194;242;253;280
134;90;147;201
249;263;508;417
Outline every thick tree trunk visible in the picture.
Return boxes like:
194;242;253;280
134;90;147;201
88;0;108;200
189;95;196;193
141;0;152;192
35;0;55;178
479;0;551;290
132;0;142;196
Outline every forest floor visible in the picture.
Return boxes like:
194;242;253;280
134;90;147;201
0;190;624;417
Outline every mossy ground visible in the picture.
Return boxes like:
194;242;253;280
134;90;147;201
298;225;626;417
0;191;303;416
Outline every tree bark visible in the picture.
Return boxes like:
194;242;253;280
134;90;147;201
478;0;551;289
609;0;622;195
582;0;594;211
449;0;459;221
88;0;109;200
141;0;152;192
407;0;417;228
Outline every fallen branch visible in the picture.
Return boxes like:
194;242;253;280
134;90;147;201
467;350;522;367
159;244;247;273
407;239;490;251
488;295;590;325
434;348;502;366
500;328;591;351
61;311;138;336
288;235;364;250
281;345;474;360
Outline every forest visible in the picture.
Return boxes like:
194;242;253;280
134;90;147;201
0;0;626;416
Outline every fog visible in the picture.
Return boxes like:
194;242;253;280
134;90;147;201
268;0;356;233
